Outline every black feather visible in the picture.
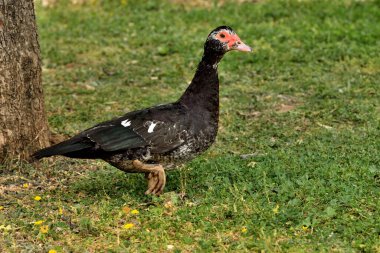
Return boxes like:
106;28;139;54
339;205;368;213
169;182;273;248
32;136;93;159
86;124;146;151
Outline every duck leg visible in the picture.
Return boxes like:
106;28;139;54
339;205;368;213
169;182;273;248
132;160;166;195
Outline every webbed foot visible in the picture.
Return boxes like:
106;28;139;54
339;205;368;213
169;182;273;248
133;160;166;196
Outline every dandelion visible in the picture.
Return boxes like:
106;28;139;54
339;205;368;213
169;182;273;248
48;250;57;253
23;183;29;188
34;196;42;201
241;226;248;233
122;223;134;230
34;220;44;226
40;225;49;234
131;209;139;215
0;206;4;211
58;207;63;215
302;225;308;232
273;204;280;214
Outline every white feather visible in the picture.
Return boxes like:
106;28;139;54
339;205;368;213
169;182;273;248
121;119;131;127
147;122;157;133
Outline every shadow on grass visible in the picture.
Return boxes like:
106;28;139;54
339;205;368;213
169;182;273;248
69;164;184;201
64;155;252;202
66;154;265;203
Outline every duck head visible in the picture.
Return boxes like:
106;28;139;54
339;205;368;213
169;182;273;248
204;26;252;55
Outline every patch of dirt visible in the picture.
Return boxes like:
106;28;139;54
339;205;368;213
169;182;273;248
236;110;261;118
276;104;296;113
169;0;261;9
49;131;68;145
275;94;300;113
0;158;104;201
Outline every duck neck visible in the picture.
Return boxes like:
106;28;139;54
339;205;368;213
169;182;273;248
179;51;224;111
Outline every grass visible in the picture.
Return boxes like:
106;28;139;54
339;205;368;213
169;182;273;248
1;0;380;251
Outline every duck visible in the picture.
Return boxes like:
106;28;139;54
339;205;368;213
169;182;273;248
32;26;252;195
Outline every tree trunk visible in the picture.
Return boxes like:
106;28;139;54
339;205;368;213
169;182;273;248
0;0;50;162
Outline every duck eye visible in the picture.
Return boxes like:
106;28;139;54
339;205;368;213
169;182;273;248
220;33;226;38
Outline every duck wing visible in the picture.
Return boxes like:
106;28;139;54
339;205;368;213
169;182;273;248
85;103;189;153
33;103;189;159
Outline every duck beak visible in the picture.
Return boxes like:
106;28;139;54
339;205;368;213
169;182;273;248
228;34;252;52
233;40;253;52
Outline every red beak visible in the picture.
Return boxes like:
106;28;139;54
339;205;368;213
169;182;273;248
228;34;252;52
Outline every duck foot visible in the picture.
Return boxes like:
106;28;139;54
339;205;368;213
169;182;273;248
132;160;166;196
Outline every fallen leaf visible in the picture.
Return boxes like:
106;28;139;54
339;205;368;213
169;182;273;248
317;122;333;130
277;104;295;113
122;206;131;214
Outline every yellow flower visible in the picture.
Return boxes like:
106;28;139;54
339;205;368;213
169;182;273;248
120;0;127;5
302;225;308;231
241;226;248;233
34;220;44;226
273;204;280;214
48;250;57;253
34;196;42;201
23;183;29;188
0;206;4;211
122;223;134;229
131;209;139;215
0;225;11;231
58;207;63;215
40;225;49;234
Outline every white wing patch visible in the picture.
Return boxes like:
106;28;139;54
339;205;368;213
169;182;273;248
147;122;157;133
121;119;131;127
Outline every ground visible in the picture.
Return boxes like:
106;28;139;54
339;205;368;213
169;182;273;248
1;0;379;252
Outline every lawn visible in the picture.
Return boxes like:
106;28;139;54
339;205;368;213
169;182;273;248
1;0;380;252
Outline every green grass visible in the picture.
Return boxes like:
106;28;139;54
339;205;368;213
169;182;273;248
1;0;380;251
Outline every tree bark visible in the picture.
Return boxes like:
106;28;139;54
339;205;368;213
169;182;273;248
0;0;49;162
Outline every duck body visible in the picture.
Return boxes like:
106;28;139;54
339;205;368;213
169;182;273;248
103;98;218;172
33;26;252;195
